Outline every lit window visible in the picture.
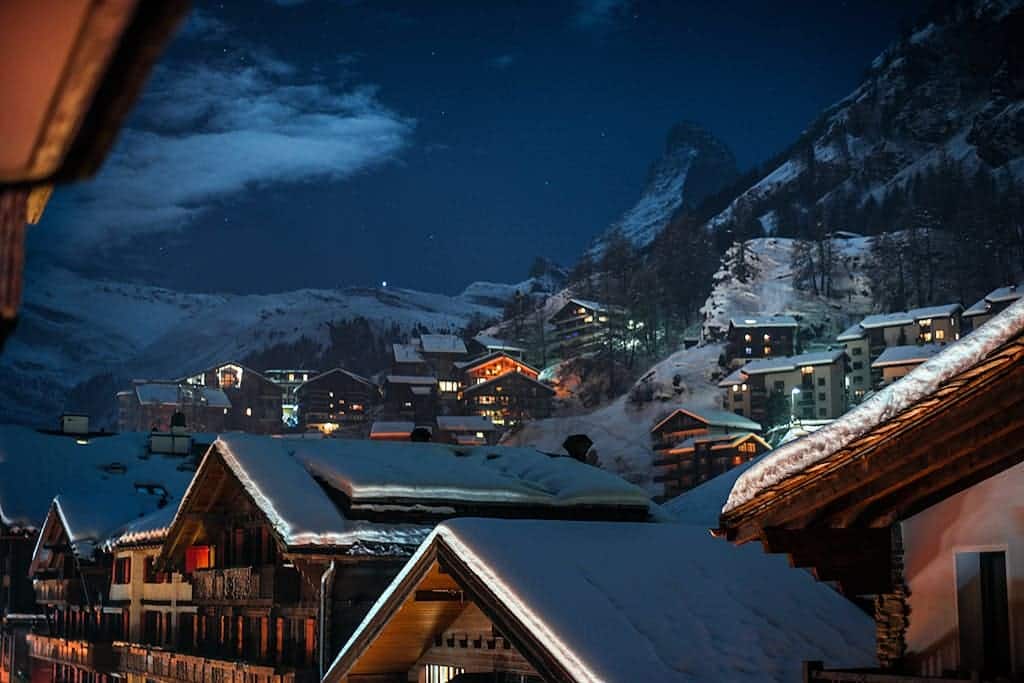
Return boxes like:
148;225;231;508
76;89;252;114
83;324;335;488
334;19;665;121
763;346;771;355
438;380;459;393
740;383;747;391
800;366;814;375
329;391;334;398
935;329;945;340
245;407;252;417
763;333;771;342
288;373;295;382
918;318;932;326
731;385;740;393
743;333;752;343
922;332;932;342
351;403;363;411
744;347;752;356
475;431;485;438
584;315;594;323
576;307;586;315
598;315;608;322
302;374;308;381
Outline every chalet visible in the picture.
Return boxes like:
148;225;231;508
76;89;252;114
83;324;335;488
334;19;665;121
650;405;761;453
963;282;1022;331
140;435;652;683
460;371;554;427
717;297;1024;680
117;380;230;433
549;298;620;358
653;432;771;499
456;350;540;386
838;304;962;400
466;334;526;360
724;316;799;366
382;375;437;422
294;368;376;435
369;421;417;441
871;343;945;387
322;517;876;683
434;415;498;446
263;369;319;427
182;362;283;434
391;343;428;376
718;349;848;424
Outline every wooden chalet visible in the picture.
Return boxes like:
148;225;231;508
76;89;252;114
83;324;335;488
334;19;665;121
649;405;761;453
382;375;437;423
460;370;554;427
548;298;620;358
323;518;879;683
263;369;319;427
724;316;798;366
390;343;428;377
294;368;376;435
718;349;848;424
148;435;651;683
434;416;498;446
653;432;771;499
368;421;417;442
182;362;283;434
117;380;230;433
0;1;188;349
717;297;1024;681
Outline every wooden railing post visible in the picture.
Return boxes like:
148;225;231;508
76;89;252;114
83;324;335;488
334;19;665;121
802;660;823;683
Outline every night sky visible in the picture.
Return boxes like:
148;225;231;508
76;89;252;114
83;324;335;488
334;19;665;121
32;0;927;295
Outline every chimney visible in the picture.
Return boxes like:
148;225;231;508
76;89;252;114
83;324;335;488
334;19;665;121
59;414;89;435
562;433;594;463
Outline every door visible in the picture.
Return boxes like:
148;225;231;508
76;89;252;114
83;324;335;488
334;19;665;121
956;550;1011;677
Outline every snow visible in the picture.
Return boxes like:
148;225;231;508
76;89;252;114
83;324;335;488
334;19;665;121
729;315;798;328
471;334;525;353
871;343;945;368
836;323;866;341
435;416;496;432
295;368;373;392
734;349;846;376
104;505;178;549
651;405;762;434
385;375;436;385
0;427;199;540
392;344;425;364
333;517;876;683
370;421;416;436
725;297;1024;513
418;334;467;355
133;382;231;408
206;434;431;550
662;456;763;527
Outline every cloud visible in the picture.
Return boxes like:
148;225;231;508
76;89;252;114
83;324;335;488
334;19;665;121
36;42;413;262
490;54;515;69
573;0;632;29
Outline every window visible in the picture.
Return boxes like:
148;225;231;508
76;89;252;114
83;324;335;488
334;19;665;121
800;366;814;375
773;380;785;392
731;384;740;393
956;551;1011;678
113;556;132;584
438;380;459;393
763;333;771;342
818;408;827;417
922;331;933;342
423;665;464;683
738;441;757;454
763;345;771;355
245;407;252;417
853;361;863;370
144;557;170;584
853;375;863;384
743;333;752;343
851;346;862;356
740;383;747;391
185;545;213;573
817;377;825;386
818;392;826;401
935;329;946;340
744;347;752;356
477;395;496;405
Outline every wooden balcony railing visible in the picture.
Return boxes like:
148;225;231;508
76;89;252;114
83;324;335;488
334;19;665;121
33;580;81;605
804;661;981;683
116;644;314;683
26;635;114;673
192;567;298;604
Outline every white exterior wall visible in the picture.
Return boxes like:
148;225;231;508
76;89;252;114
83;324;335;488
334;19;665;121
109;547;194;642
900;460;1024;677
843;337;871;401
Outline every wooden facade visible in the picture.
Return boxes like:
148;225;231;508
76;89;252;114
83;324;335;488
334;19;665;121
718;312;1024;679
460;371;554;427
294;369;376;434
117;382;229;433
549;299;616;359
724;317;798;366
649;407;762;453
183;363;282;434
655;433;771;500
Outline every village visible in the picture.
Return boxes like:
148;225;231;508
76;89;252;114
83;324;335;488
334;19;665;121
3;1;1024;683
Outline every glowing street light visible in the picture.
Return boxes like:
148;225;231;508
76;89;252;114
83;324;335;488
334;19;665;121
790;387;801;423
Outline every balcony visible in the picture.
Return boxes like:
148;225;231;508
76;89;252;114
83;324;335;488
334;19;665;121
192;566;298;604
33;579;81;605
27;635;114;673
116;644;315;683
804;662;979;683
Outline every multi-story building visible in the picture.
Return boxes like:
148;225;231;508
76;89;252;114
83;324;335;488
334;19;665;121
650;406;762;454
723;316;798;367
466;334;526;360
381;375;437;422
453;351;554;427
871;343;945;387
837;303;961;398
963;282;1022;331
653;432;771;499
263;369;319;427
718;349;848;424
293;368;376;435
117;381;230;433
182;362;283;434
549;298;623;358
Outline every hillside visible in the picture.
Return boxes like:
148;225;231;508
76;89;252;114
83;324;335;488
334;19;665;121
0;267;551;427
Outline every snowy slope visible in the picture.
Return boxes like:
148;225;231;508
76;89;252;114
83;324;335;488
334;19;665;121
0;267;512;427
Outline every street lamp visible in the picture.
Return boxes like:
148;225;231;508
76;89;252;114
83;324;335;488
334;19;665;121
790;387;801;424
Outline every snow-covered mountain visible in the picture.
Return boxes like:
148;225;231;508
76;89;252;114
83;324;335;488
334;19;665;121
708;0;1024;237
589;122;737;254
0;267;542;428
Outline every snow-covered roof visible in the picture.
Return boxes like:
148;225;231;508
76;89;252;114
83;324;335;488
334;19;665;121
410;386;432;396
135;382;182;405
724;297;1024;514
0;427;198;539
392;343;425;364
454;351;538;373
651;406;762;434
418;334;467;355
568;298;607;313
670;432;769;453
728;315;798;329
385;375;437;385
734;349;846;376
964;283;1023;316
370;421;415;437
104;505;178;549
836;322;866;342
435;416;496;432
662;456;764;527
858;311;913;328
294;367;374;393
472;334;526;353
871;343;946;368
133;382;231;408
329;517;875;683
907;303;961;320
461;371;553;396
